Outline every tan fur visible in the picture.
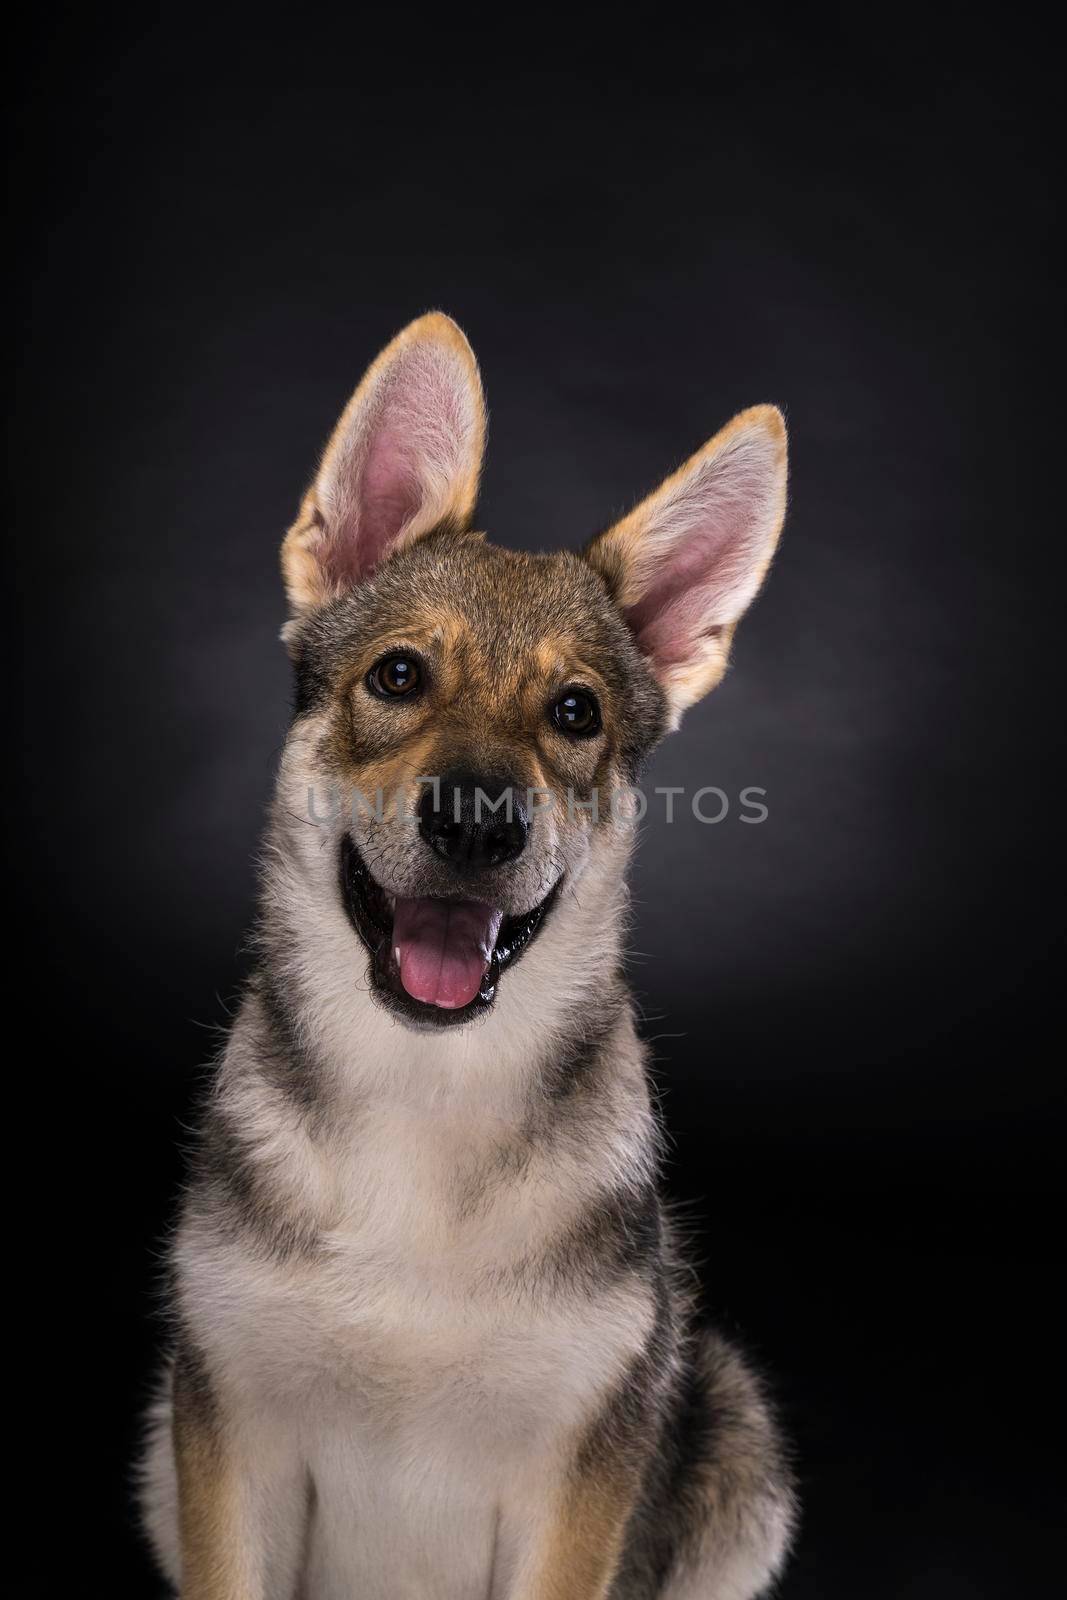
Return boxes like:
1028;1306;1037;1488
314;551;627;830
173;1371;255;1600
517;1465;638;1600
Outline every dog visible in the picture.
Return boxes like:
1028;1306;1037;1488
138;312;796;1598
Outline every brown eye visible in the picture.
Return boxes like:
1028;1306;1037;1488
367;653;422;699
551;687;601;737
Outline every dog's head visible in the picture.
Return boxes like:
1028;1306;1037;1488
277;314;787;1030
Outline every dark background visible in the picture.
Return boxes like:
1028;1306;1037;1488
12;10;1061;1596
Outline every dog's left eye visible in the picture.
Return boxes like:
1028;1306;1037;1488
551;688;601;737
367;653;422;698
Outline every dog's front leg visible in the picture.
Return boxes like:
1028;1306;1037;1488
172;1345;304;1600
507;1443;642;1600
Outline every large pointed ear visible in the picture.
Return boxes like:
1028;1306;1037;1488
584;405;787;726
281;312;486;617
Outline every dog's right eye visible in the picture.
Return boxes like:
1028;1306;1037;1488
367;653;422;699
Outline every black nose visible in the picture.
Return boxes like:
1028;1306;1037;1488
418;773;529;872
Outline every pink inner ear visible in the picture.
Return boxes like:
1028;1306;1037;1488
624;531;730;667
317;340;477;592
617;437;779;674
324;425;421;589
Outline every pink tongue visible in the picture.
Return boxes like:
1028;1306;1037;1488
392;897;503;1010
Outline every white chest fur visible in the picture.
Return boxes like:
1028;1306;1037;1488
175;1044;654;1597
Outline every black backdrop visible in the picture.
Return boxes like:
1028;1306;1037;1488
12;11;1061;1596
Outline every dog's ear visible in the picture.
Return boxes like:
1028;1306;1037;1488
281;312;486;617
584;405;787;726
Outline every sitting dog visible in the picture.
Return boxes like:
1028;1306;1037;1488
139;313;796;1598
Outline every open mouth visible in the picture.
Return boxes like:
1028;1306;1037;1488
339;835;560;1027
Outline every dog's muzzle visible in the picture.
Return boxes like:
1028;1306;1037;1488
339;830;560;1030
